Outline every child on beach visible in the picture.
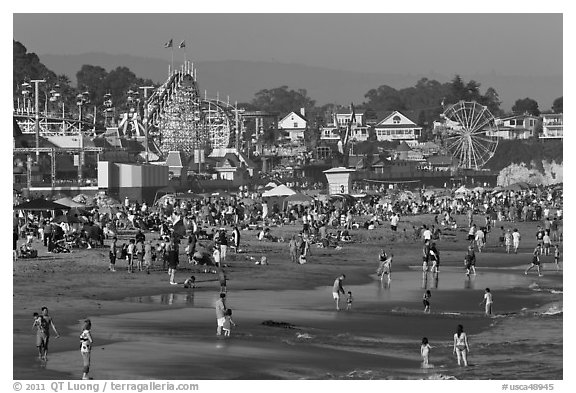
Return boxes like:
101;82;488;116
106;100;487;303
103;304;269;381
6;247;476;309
423;290;431;313
222;309;236;337
79;319;93;380
346;291;353;310
479;288;493;316
421;337;433;368
183;275;196;289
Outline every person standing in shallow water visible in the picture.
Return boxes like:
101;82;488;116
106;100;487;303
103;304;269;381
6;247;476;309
453;324;470;366
332;274;346;311
215;293;227;336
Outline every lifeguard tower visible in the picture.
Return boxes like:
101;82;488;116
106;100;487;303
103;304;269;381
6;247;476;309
323;167;356;195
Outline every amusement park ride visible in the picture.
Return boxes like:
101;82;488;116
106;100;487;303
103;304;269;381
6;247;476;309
14;61;279;187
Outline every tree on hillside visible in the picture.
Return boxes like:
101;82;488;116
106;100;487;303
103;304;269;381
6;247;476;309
13;41;61;106
511;97;540;116
482;87;503;117
77;65;108;104
364;85;405;111
251;86;316;116
76;65;156;112
552;96;563;113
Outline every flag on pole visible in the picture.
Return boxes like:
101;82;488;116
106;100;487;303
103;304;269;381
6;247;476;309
179;40;186;48
164;39;173;48
350;102;356;124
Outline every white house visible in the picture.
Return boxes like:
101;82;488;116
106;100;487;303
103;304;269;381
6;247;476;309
336;110;365;127
540;113;563;139
374;111;422;141
489;115;538;140
278;109;307;141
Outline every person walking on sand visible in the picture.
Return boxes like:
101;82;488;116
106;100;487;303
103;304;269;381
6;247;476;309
108;237;117;272
143;240;153;274
553;244;561;271
167;239;179;285
289;235;298;264
79;319;93;380
430;243;440;273
421;337;433;368
475;226;485;253
215;293;227;336
423;290;432;313
422;240;431;272
504;229;512;254
512;228;521;254
39;306;60;361
453;324;470;367
332;274;346;311
32;312;47;361
525;245;543;277
232;226;241;253
479;288;493;316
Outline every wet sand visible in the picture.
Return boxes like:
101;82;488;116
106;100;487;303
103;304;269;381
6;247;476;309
13;214;563;379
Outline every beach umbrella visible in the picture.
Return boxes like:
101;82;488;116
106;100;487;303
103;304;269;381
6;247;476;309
14;198;68;211
455;185;470;194
473;186;485;193
52;214;83;224
67;207;93;217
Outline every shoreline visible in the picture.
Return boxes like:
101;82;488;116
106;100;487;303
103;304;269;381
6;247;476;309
14;214;563;380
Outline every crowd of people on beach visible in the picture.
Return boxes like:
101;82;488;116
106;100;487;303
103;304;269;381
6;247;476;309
15;181;562;377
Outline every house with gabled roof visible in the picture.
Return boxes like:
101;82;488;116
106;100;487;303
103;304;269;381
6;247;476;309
278;109;308;142
374;111;422;141
489;114;538;140
213;153;251;184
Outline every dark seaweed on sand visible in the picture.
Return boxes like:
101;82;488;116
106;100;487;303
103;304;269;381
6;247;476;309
262;320;295;329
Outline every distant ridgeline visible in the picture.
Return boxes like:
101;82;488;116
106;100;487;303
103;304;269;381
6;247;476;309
486;140;563;186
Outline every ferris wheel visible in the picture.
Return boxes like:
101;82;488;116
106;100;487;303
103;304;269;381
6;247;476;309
441;101;499;169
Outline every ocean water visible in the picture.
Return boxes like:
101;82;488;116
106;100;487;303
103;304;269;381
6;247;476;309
113;270;563;380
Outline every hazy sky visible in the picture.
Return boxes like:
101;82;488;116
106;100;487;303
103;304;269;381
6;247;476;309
13;13;562;77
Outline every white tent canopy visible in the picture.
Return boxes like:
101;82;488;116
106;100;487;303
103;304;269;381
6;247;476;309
455;185;470;194
55;197;85;207
262;184;296;197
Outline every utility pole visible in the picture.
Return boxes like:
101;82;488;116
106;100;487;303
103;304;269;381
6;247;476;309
140;86;155;164
31;79;46;162
234;101;240;152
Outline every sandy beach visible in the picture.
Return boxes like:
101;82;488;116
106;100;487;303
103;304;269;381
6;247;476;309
13;213;563;380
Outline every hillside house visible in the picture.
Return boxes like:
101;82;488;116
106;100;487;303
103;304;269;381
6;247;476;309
374;111;422;141
278;109;308;141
